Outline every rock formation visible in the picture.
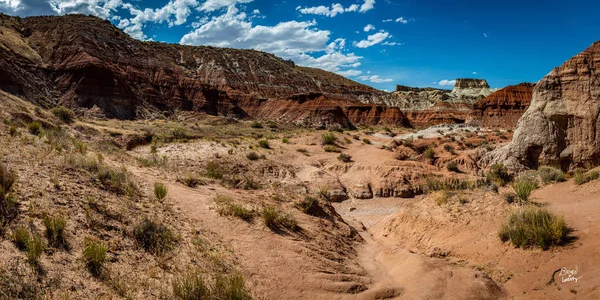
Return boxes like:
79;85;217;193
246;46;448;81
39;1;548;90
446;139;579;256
481;41;600;171
468;83;535;129
0;13;396;128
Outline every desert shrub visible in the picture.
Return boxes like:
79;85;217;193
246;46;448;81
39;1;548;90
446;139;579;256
403;136;414;147
43;214;67;248
246;152;260;161
177;174;206;188
27;121;42;136
250;121;263;129
206;161;223;179
337;153;352;163
133;217;177;255
423;147;435;159
321;133;337;145
242;176;261;190
262;207;298;231
13;226;30;251
282;137;289;144
171;127;189;139
362;138;371;145
0;163;18;230
434;191;449;206
295;196;320;216
513;180;538;204
73;140;88;154
214;195;254;221
504;192;516;204
173;271;210;300
8;125;17;137
66;154;100;172
26;234;44;265
443;144;456;154
83;238;107;277
538;166;566;183
267;121;278;129
574;170;599;185
258;140;270;149
51;106;76;124
498;206;569;250
487;164;512;186
352;135;360;140
154;182;168;201
97;166;138;197
296;148;309;155
213;273;252;300
323;145;341;153
425;176;482;192
446;162;459;172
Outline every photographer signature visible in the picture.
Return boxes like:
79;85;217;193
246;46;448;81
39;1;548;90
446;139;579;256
559;266;582;283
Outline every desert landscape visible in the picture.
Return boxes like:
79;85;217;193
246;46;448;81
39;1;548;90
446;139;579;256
0;6;599;300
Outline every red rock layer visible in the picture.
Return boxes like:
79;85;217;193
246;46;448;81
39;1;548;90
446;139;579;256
469;83;535;129
403;103;472;128
0;14;398;128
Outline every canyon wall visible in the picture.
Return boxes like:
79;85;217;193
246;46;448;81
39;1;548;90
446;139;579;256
468;83;535;129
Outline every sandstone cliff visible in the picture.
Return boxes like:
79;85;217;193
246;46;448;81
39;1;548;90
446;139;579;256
0;13;395;128
481;41;600;171
468;83;535;129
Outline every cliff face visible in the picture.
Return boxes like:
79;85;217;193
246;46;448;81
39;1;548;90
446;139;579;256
468;83;535;129
481;41;600;171
0;14;395;128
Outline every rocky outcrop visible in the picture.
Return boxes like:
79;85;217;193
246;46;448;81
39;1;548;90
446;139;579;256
451;79;495;102
480;41;600;171
0;14;398;128
403;102;473;128
468;83;535;129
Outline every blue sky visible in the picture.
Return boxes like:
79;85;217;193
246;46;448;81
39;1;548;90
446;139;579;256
1;0;599;91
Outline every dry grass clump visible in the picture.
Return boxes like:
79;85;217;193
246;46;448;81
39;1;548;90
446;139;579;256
214;195;254;221
206;161;223;179
246;152;260;161
0;163;18;231
250;121;263;129
538;166;566;183
258;140;270;149
133;217;177;255
97;165;139;197
423;147;435;159
323;145;341;153
512;180;538;204
486;164;512;186
262;206;298;231
27;121;42;136
177;174;206;188
294;196;321;216
83;237;108;277
499;206;569;250
446;162;459;172
172;271;251;300
433;191;449;206
337;153;352;162
425;176;482;192
321;133;337;145
573;170;599;185
43;214;68;248
154;182;168;201
51;106;76;124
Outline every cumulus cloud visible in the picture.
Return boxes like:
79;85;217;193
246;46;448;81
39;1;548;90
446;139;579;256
383;17;410;24
337;69;362;77
296;0;374;17
180;5;362;74
118;0;201;39
472;71;478;75
354;31;390;48
0;0;124;17
382;41;402;46
199;0;253;12
363;24;375;32
359;74;392;83
438;79;456;86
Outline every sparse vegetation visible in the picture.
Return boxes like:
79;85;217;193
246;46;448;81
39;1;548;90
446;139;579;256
97;165;139;197
8;125;17;137
262;206;298;231
282;137;289;144
177;174;206;188
12;226;30;251
43;214;67;248
173;270;210;299
214;195;254;221
512;180;538;204
83;238;108;277
51;106;76;124
206;161;223;179
362;138;371;145
337;153;352;162
434;191;449;206
27;121;42;136
446;162;459;172
0;163;18;231
574;170;599;185
133;217;177;255
173;271;251;300
250;121;263;129
321;133;337;145
295;196;321;216
425;176;482;192
443;144;456;155
296;148;309;155
154;182;168;201
504;192;516;204
323;145;341;153
538;166;566;183
26;233;45;265
423;147;435;159
499;206;569;250
487;164;512;186
246;152;260;161
258;140;270;149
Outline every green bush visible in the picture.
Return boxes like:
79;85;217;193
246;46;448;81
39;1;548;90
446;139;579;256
250;121;263;129
362;138;371;145
206;161;223;179
513;180;538;204
258;140;270;149
487;164;512;186
83;238;107;277
538;166;566;183
51;106;76;124
43;214;67;248
446;162;459;172
337;153;352;163
498;206;569;250
246;152;260;161
13;226;30;251
423;147;435;159
26;234;44;265
27;121;42;136
154;182;168;201
321;133;337;145
214;195;254;221
133;218;177;255
282;137;290;144
323;145;341;153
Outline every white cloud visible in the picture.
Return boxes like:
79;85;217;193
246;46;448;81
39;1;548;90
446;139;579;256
382;19;392;22
395;17;407;24
296;0;375;17
483;33;488;38
199;0;253;12
337;70;362;77
382;41;402;46
355;31;390;48
438;79;456;86
180;5;362;74
472;71;478;75
359;75;393;83
363;24;375;32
